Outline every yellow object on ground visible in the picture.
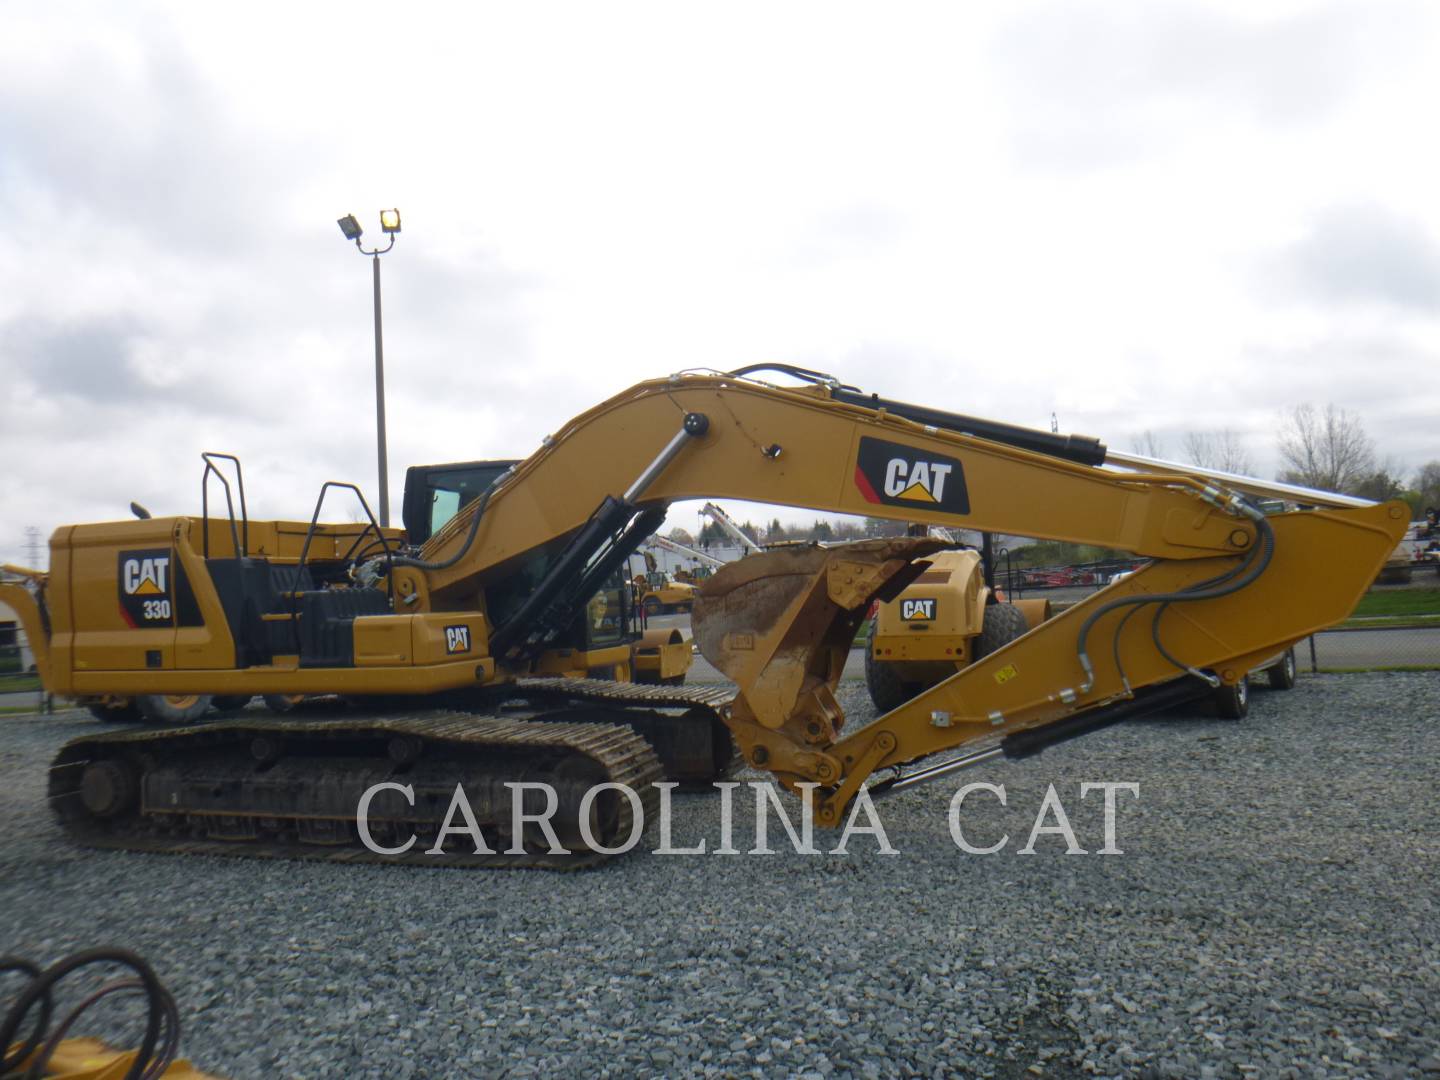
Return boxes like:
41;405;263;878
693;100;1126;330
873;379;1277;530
6;1036;220;1078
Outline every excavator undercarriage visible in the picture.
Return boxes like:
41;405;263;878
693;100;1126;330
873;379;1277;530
53;710;663;869
51;679;736;867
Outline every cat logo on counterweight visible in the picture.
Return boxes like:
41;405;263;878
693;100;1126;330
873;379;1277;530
118;549;174;627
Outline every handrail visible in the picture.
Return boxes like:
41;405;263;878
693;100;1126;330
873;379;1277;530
199;452;249;558
290;482;394;657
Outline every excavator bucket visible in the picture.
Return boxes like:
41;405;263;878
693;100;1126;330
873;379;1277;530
691;537;946;785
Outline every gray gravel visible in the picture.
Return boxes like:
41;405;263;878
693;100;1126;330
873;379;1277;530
2;674;1437;1078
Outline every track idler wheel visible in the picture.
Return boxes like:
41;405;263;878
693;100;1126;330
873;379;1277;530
79;760;138;819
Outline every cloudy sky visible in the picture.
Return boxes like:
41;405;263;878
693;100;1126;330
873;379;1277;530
3;2;1438;565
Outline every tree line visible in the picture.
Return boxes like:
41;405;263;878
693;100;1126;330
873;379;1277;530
1134;404;1439;514
668;403;1437;559
675;517;874;547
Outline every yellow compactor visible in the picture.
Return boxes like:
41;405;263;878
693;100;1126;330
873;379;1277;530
865;547;1052;711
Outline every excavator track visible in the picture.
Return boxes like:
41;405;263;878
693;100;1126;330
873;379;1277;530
49;711;667;869
511;677;736;783
514;676;734;711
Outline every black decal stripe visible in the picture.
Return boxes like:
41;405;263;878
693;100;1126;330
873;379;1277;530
855;437;970;515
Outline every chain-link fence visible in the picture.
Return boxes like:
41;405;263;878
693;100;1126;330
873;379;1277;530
0;638;51;713
1302;624;1440;673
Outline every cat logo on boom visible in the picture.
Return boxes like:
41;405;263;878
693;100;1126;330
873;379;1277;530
854;436;970;514
445;625;472;654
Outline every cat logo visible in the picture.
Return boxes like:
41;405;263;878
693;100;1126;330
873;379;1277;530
854;437;970;514
117;548;175;627
445;625;472;654
901;598;936;621
123;555;170;595
884;459;952;503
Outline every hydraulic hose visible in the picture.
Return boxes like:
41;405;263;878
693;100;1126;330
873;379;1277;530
0;947;179;1080
1076;497;1275;693
381;469;510;574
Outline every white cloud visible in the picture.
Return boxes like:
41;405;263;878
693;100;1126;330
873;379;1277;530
2;1;1439;562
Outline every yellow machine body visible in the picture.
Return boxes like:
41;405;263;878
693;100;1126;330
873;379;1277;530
867;548;1056;703
12;514;652;700
871;548;988;667
1;369;1410;862
633;571;698;614
632;627;694;685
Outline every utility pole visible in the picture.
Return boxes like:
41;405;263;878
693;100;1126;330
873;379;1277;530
337;210;402;527
371;252;389;528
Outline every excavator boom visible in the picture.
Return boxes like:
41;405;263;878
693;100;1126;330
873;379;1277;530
416;373;1294;602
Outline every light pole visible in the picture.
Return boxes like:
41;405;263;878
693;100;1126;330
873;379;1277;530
337;209;402;527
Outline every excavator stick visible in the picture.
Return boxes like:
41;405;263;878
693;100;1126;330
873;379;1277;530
691;537;946;787
697;499;1410;825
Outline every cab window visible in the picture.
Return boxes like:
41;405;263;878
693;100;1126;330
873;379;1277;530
430;489;462;534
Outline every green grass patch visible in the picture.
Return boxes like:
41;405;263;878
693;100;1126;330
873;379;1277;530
1352;588;1440;618
1339;614;1440;630
0;675;41;693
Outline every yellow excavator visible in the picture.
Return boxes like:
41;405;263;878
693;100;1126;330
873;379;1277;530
0;364;1406;864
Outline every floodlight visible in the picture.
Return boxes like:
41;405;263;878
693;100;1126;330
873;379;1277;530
337;214;363;241
379;208;402;234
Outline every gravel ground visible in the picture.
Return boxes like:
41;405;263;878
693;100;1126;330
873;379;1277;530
2;674;1437;1079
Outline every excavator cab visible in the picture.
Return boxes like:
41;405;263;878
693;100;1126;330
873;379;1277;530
401;459;520;545
585;571;631;645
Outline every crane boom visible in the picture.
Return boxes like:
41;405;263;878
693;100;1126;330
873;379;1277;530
697;503;762;555
643;533;726;568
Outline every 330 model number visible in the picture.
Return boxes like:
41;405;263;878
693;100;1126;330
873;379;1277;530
142;599;172;620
